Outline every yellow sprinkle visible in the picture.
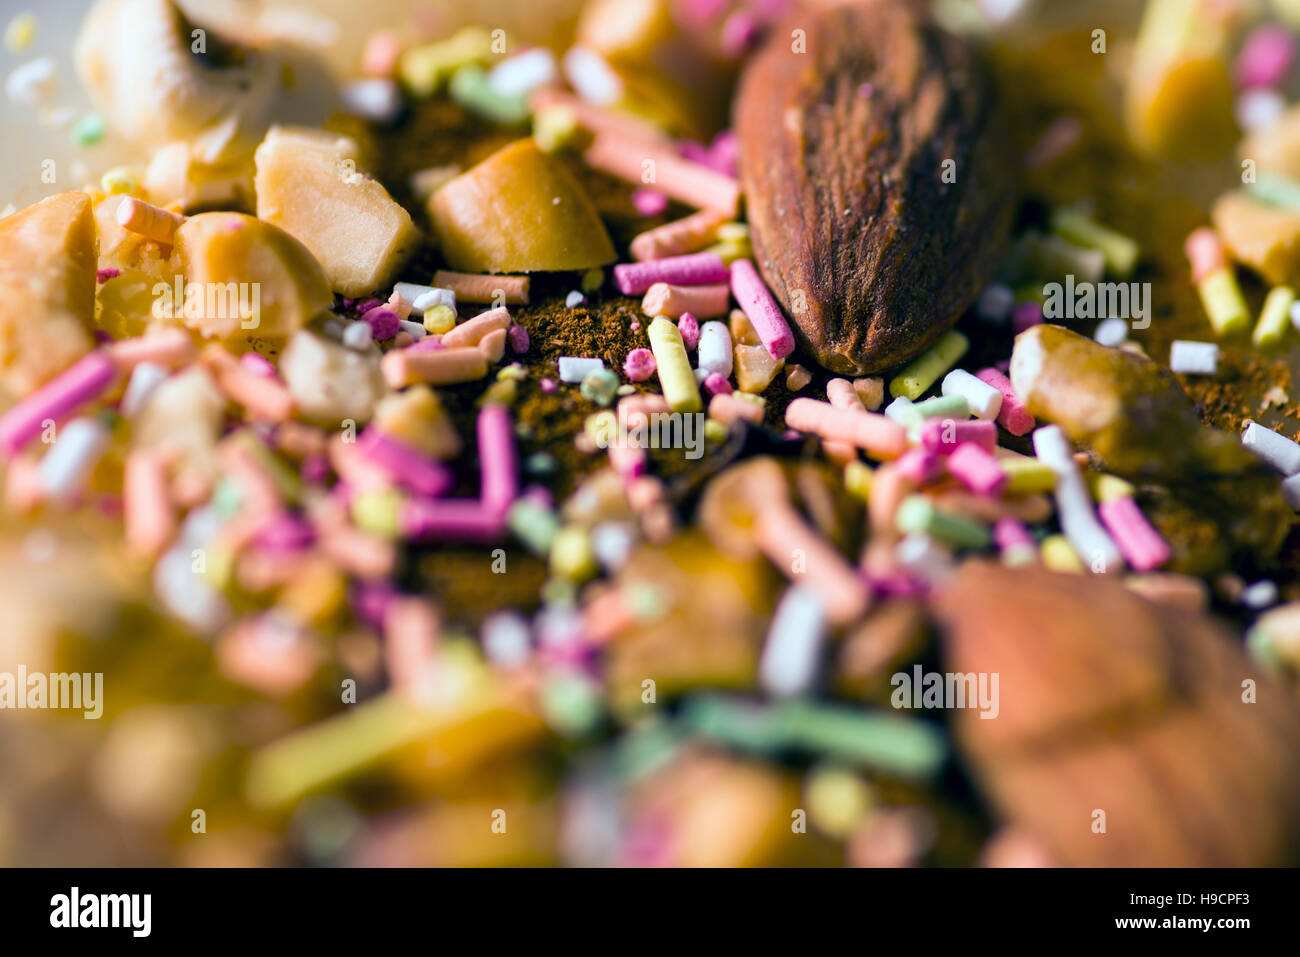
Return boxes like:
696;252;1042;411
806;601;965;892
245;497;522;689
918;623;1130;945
533;104;583;153
890;330;969;400
648;316;701;413
1196;267;1250;337
1086;471;1134;503
4;13;37;53
100;165;140;195
399;26;493;98
352;488;404;539
479;378;516;407
1041;534;1084;572
550;526;597;582
580;268;604;294
1253;285;1296;350
844;461;873;501
703;418;728;444
423;303;456;335
700;237;751;265
999;456;1057;495
585;410;618;448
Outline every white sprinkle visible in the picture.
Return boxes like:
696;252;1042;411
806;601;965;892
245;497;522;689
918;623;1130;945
5;57;56;107
1240;580;1279;610
1169;340;1218;375
558;356;605;383
1235;88;1286;133
153;544;229;633
698;321;733;377
37;417;109;501
1290;299;1300;331
884;395;914;424
487;47;559;98
1282;471;1300;508
590;521;637;572
759;585;826;698
563;45;623;105
341;321;373;351
975;283;1014;323
395;282;455;314
398;319;427;340
1093;316;1129;348
894;532;954;584
119;361;168;418
481;611;532;667
565;290;586;308
1242;420;1300;474
340;78;402;123
941;368;1002;420
1033;425;1122;573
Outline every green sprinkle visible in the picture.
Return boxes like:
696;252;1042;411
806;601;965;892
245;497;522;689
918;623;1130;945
449;64;529;126
777;700;947;779
1253;285;1296;350
1049;208;1139;278
71;112;105;147
679;694;788;753
580;367;620;406
540;672;604;736
524;451;557;476
901;393;969;428
1247;172;1300;211
506;499;559;555
889;330;968;400
896;495;990;548
398;26;493;98
211;478;244;517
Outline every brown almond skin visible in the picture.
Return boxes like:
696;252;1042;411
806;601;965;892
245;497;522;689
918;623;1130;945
933;563;1300;866
735;0;1013;375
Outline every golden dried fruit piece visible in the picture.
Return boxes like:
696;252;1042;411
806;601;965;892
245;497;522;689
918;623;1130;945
734;0;1012;375
254;126;419;297
144;141;254;212
1211;191;1300;286
429;139;615;273
1125;0;1239;160
172;212;332;343
0;191;98;396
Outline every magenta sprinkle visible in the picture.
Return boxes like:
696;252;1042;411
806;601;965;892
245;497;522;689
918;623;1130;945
240;352;276;378
0;351;117;458
702;372;732;397
93;330;115;345
356;298;382;314
96;267;120;283
359;428;453;496
540;377;557;393
920;419;997;454
708;129;739;177
730;258;795;359
623;347;657;382
409;335;444;353
477;404;518;514
613;252;729;296
1237;25;1296;89
894;447;944;484
352;581;398;631
253;513;316;551
508;324;530;354
632;188;669;217
993;517;1035;553
1011;301;1043;335
677;312;700;351
521;483;554;510
720;8;761;57
402;497;507;543
301;453;330;484
361;307;401;341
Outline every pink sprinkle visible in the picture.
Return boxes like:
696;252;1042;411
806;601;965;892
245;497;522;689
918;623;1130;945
240;352;276;378
1185;227;1226;284
946;442;1007;496
1011;301;1043;335
508;324;530;354
630;321;640;332
632;188;669;217
357;298;382;314
0;352;117;458
478;404;518;514
362;307;401;341
858;83;874;98
1098;497;1170;572
976;367;1035;436
720;9;762;58
919;418;997;454
540;377;557;393
702;372;732;397
409;335;444;353
993;517;1036;554
678;312;700;351
402;497;506;543
679;141;712;166
253;513;316;552
96;267;120;283
352;581;398;631
675;0;729;29
623;347;657;381
1237;25;1296;89
614;252;729;296
894;446;944;484
708;130;738;178
730;258;794;360
362;29;403;78
301;453;330;484
360;428;453;497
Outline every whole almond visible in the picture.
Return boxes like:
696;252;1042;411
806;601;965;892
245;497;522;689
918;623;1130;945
933;562;1300;866
735;0;1013;375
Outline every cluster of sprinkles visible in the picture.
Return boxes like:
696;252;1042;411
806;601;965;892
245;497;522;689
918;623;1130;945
5;0;1300;868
